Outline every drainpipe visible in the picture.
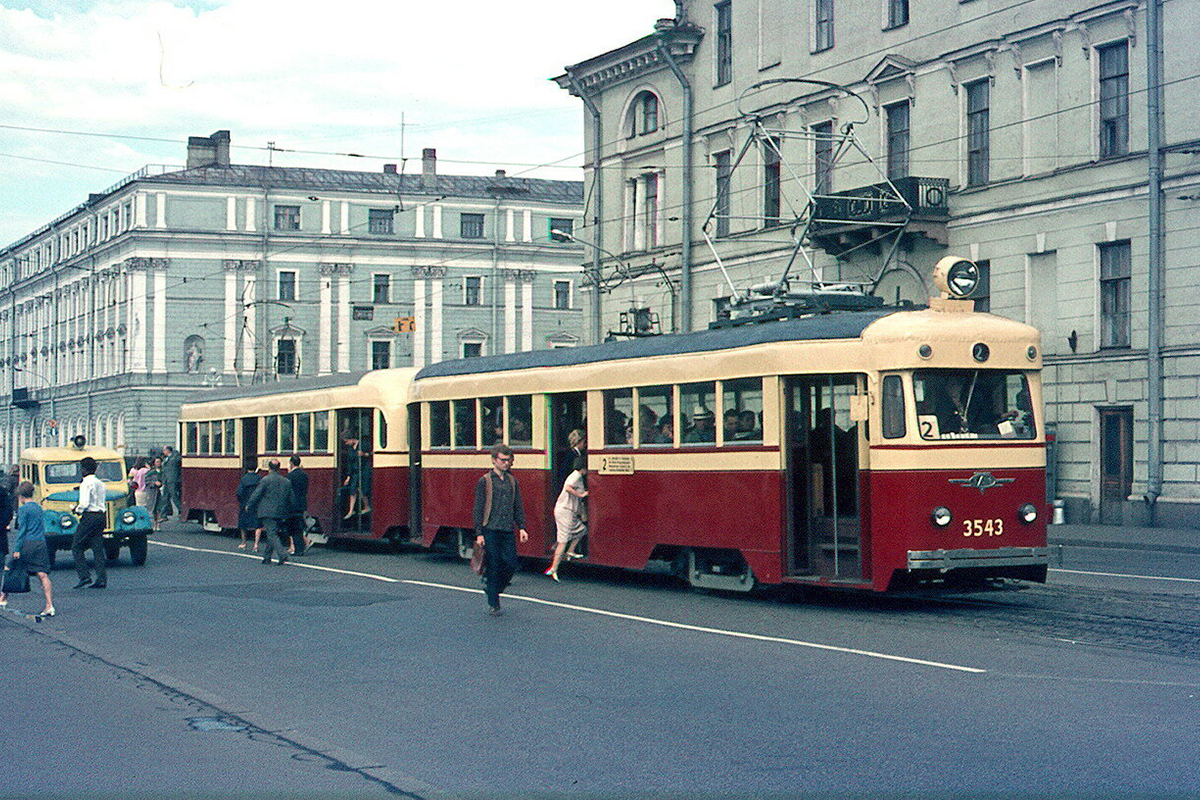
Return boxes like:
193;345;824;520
566;73;604;346
1145;0;1164;521
492;196;501;352
656;39;693;332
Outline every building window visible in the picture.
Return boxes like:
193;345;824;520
972;260;991;312
813;120;834;194
763;137;781;225
372;273;390;305
371;340;391;370
885;0;908;29
1098;40;1129;158
966;80;990;186
886;101;910;180
814;0;834;52
1099;241;1131;349
549;218;574;242
629;91;659;137
462;341;483;358
277;270;297;301
368;208;394;235
460;213;485;239
276;339;297;375
273;205;300;231
554;280;571;310
715;1;732;86
714;150;731;238
464;276;482;306
644;172;659;248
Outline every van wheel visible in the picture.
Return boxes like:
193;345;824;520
129;536;148;566
105;543;122;563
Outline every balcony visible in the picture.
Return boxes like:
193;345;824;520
808;176;950;257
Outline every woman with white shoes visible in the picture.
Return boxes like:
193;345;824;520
0;480;54;617
545;457;588;582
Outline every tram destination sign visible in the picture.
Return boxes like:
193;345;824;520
598;454;634;475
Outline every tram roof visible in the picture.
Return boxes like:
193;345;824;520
415;308;899;379
190;371;371;404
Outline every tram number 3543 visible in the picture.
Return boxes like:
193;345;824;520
963;518;1004;537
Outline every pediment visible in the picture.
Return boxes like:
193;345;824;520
866;54;917;85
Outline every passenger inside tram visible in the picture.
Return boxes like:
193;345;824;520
638;405;659;444
735;409;761;441
682;407;716;443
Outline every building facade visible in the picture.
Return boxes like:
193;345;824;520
0;132;584;462
556;0;1200;526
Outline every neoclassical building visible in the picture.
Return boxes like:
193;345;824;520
0;131;584;461
556;0;1200;526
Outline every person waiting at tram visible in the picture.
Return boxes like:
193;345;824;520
682;407;716;443
236;464;262;551
341;435;372;519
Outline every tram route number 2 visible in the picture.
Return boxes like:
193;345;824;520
963;518;1003;537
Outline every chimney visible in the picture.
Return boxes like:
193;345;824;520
383;163;398;174
186;130;232;169
494;169;506;178
422;148;437;189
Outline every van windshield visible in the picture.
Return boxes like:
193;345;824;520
44;461;125;484
913;370;1035;440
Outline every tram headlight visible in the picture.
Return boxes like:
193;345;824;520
931;506;953;527
1019;503;1038;524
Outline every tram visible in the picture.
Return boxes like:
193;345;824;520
178;369;415;545
411;257;1049;592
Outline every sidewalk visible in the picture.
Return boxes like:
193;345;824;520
1049;522;1200;555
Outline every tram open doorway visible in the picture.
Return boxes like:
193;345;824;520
240;417;258;473
549;392;587;554
334;408;373;536
784;375;866;581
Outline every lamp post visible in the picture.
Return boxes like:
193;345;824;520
14;365;56;445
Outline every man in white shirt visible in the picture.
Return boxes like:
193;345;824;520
72;456;108;589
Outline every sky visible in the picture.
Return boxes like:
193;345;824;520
0;0;676;247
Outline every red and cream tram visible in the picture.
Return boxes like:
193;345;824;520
411;258;1049;591
179;369;415;545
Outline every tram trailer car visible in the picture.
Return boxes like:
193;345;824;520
411;259;1049;593
179;369;415;546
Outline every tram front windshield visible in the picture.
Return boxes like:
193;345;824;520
913;369;1035;440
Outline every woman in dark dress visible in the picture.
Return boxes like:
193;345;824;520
236;466;262;551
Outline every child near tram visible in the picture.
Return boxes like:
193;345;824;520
544;456;588;581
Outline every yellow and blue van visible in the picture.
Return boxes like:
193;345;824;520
17;439;153;567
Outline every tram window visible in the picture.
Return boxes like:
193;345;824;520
882;375;906;439
637;385;673;445
680;382;717;445
429;401;451;448
297;413;311;452
280;414;295;452
913;369;1035;440
212;420;224;455
377;410;388;450
198;422;211;455
603;389;634;447
186;422;198;455
265;415;279;453
722;377;762;444
481;397;504;447
453;399;477;450
508;396;532;448
225;420;236;454
314;412;329;452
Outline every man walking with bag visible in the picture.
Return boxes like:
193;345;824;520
247;459;293;565
473;444;528;616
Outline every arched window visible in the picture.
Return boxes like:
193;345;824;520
627;91;660;138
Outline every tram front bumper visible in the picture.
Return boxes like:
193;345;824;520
907;546;1051;573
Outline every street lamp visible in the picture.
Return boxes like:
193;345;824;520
13;365;56;445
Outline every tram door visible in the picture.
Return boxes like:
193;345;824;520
407;404;421;542
334;408;373;535
240;417;258;473
548;393;587;550
784;375;863;580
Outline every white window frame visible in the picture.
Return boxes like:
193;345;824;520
368;338;393;370
463;275;484;306
372;272;391;305
553;279;574;310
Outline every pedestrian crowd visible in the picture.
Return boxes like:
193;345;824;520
237;455;311;563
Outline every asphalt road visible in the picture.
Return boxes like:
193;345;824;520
3;524;1200;799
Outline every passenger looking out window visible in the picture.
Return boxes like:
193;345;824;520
637;385;672;445
603;389;633;447
723;377;763;443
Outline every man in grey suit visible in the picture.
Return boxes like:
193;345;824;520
246;459;294;565
161;445;183;520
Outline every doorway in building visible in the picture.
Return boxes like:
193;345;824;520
784;375;864;580
1099;407;1133;524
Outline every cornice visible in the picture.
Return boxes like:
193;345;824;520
557;25;703;96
